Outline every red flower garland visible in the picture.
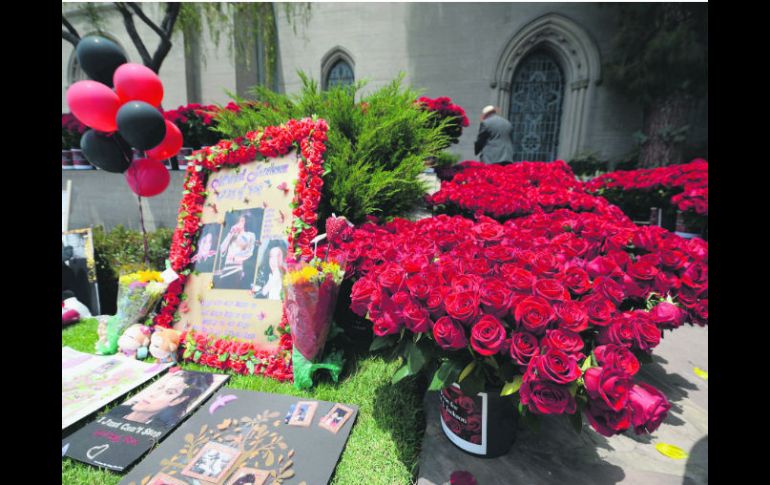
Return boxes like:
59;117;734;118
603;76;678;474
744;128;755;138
151;117;329;382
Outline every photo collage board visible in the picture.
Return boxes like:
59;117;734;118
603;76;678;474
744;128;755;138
119;388;359;485
175;153;298;350
63;368;229;472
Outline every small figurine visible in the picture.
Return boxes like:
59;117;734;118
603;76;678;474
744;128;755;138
117;324;151;359
149;328;182;363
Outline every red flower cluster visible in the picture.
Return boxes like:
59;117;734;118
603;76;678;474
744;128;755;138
338;209;706;436
428;161;627;222
178;330;293;382
586;159;708;215
151;118;329;382
162;102;240;127
62;113;88;134
417;96;470;145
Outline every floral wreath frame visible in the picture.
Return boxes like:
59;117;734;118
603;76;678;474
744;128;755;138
150;117;329;382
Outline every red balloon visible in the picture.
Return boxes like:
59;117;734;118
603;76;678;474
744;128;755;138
124;158;170;197
146;120;183;161
113;63;164;107
66;80;121;132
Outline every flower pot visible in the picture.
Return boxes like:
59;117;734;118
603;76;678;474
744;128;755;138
70;149;93;170
439;383;518;458
62;149;74;170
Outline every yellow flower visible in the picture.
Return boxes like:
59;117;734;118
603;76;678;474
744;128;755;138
137;270;163;283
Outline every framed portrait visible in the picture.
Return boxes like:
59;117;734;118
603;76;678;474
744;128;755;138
181;441;241;483
288;401;318;427
154;118;328;380
318;404;355;434
224;467;271;485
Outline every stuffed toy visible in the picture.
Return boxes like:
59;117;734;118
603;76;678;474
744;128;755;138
117;324;152;359
61;296;92;327
149;328;182;363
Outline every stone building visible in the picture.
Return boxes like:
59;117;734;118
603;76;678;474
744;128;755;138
62;2;707;229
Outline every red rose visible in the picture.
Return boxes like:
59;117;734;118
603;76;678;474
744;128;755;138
479;279;513;317
563;266;592;294
593;276;625;305
378;263;405;291
445;290;480;323
471;221;505;241
451;274;482;294
501;265;536;293
628;383;671;434
649;301;686;329
681;262;708;293
630;311;661;352
541;328;584;354
372;309;402;337
627;259;659;281
433;316;468;350
470;315;506;356
509;331;540;366
533;278;570;302
403;300;432;333
583;367;633;411
555;301;589;333
584;294;616;327
154;312;173;327
585;400;632;437
586;255;623;279
593;344;640;376
597;315;636;348
531;251;559;276
520;379;576;414
514;296;555;334
534;348;581;384
406;274;431;300
426;287;449;318
350;278;377;316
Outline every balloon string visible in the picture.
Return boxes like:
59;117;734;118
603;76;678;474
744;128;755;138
137;194;150;268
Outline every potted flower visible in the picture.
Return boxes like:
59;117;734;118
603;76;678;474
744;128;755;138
339;208;706;457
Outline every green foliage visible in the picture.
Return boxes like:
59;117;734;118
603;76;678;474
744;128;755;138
604;3;708;106
92;225;174;314
431;151;460;169
214;73;452;223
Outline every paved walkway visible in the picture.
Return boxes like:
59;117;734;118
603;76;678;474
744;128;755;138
417;324;708;485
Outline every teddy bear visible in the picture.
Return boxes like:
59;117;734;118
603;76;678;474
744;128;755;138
149;328;182;363
117;324;151;359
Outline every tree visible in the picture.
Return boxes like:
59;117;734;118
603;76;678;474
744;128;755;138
62;2;181;74
605;4;708;167
63;2;310;83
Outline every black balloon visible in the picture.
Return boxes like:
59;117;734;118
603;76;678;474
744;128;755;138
116;101;167;150
80;130;133;173
75;36;128;87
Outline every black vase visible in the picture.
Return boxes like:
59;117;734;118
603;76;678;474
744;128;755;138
439;383;518;458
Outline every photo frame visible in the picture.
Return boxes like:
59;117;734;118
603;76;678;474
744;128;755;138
224;467;271;485
146;472;188;485
288;401;318;427
319;404;355;434
181;441;241;483
151;118;329;381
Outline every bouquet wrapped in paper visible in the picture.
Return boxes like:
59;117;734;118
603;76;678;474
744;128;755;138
96;270;168;355
283;256;346;362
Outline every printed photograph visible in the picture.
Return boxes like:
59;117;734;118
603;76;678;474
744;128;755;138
191;223;222;273
319;404;354;434
288;401;318;427
182;441;241;483
147;472;188;485
214;208;264;290
283;403;296;424
252;238;288;300
114;371;226;429
225;467;271;485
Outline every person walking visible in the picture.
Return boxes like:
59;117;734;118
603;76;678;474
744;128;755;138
474;105;515;164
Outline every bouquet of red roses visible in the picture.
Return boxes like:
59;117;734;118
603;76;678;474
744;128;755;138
337;210;706;437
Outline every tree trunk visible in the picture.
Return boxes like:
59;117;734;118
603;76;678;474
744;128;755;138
639;93;693;168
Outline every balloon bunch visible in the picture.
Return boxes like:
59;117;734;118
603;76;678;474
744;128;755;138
65;36;183;197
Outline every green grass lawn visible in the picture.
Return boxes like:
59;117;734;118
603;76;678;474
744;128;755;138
62;319;426;485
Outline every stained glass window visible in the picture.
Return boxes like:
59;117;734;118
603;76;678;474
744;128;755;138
509;51;564;162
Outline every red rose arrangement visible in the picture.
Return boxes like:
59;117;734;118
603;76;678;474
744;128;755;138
151;117;329;382
62;112;88;149
417;96;470;146
335;209;706;437
586;159;708;216
428;161;627;222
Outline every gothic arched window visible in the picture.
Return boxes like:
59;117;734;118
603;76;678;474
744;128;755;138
509;50;565;162
325;59;354;89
